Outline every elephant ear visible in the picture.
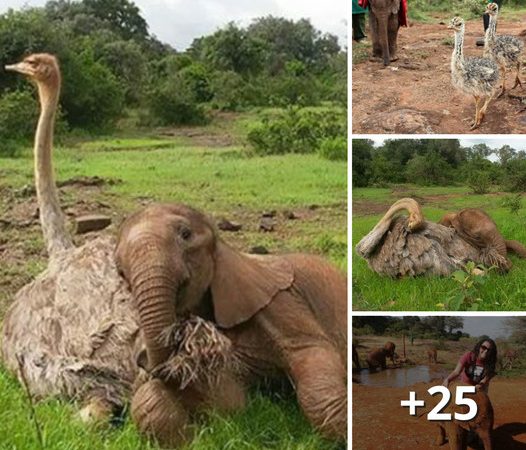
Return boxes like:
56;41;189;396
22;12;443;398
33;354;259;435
211;241;294;328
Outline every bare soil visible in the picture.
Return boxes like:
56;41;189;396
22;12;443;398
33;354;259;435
352;16;526;134
353;336;526;449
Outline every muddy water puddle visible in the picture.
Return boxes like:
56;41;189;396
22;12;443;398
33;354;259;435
354;365;449;388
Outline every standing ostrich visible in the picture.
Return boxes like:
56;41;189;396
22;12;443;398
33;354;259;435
484;2;524;97
448;16;500;130
1;54;140;420
355;198;519;277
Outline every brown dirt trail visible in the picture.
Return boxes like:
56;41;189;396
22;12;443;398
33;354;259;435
352;17;526;134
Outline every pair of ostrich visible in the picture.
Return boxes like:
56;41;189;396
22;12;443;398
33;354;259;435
450;3;524;130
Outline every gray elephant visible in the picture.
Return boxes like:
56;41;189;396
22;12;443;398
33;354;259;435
115;203;347;447
365;0;406;66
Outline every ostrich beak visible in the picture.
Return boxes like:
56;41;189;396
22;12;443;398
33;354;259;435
5;61;34;76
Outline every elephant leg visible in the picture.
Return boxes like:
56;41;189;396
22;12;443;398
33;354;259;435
132;379;192;449
180;370;247;415
436;423;447;445
387;15;400;61
448;423;466;450
369;12;382;58
478;429;493;450
288;346;347;440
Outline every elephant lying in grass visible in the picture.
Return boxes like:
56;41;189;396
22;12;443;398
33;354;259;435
116;203;348;446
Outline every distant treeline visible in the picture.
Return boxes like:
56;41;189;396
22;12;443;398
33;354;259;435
0;0;346;150
353;316;467;340
352;139;526;193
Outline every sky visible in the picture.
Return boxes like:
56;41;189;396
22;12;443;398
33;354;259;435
462;317;514;339
0;0;348;51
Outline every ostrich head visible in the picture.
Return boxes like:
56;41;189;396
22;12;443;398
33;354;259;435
5;53;61;90
485;2;498;16
447;16;464;33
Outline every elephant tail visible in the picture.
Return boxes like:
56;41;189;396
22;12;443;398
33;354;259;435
506;240;526;258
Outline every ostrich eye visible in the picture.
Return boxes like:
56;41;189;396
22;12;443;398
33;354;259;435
180;226;192;241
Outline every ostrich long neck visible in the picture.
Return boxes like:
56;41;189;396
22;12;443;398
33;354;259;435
484;13;497;52
356;198;424;258
35;81;73;260
453;28;465;67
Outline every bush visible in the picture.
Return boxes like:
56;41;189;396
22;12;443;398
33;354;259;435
501;194;522;215
467;170;491;194
318;136;347;161
247;107;346;156
503;158;526;192
0;90;38;156
147;73;209;126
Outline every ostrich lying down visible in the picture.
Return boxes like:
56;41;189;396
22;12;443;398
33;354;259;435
356;198;526;277
1;54;232;423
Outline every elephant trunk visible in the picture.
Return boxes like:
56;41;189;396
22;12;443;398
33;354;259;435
128;244;189;369
378;14;391;66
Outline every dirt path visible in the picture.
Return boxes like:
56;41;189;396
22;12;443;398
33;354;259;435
352;16;526;134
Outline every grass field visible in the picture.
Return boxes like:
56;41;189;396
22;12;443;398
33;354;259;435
0;112;346;449
352;185;526;311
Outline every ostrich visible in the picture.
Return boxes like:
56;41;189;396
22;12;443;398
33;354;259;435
1;54;140;420
448;16;500;130
484;2;524;97
355;198;517;277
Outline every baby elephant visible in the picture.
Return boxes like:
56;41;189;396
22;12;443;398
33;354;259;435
427;347;438;364
366;348;389;371
384;341;396;365
436;388;493;450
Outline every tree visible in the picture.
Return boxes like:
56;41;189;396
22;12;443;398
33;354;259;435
352;139;373;187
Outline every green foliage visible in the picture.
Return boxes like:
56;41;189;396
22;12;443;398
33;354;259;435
501;194;523;215
503;158;526;192
467;170;491;194
318;136;347;161
147;73;209;126
441;262;492;311
247;107;346;156
0;90;38;142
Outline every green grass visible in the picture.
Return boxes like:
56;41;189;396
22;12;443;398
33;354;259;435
0;369;339;450
0;112;346;449
353;186;526;311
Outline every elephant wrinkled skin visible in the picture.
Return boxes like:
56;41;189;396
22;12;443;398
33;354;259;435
115;203;347;446
369;0;401;66
435;387;494;450
439;208;526;272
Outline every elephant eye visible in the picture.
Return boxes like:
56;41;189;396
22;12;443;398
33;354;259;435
180;226;192;241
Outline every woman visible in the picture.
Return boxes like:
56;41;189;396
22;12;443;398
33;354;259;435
443;338;497;393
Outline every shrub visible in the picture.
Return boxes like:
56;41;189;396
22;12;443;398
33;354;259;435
318;136;347;161
503;158;526;192
501;194;522;215
247;107;346;156
0;90;37;156
148;73;209;126
467;170;491;194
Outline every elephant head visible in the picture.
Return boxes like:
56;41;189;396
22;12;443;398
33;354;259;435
115;203;294;370
368;0;401;66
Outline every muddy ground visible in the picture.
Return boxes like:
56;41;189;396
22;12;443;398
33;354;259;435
353;336;526;449
352;16;526;134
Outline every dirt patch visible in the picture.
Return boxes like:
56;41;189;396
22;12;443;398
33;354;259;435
352;16;526;134
158;127;237;147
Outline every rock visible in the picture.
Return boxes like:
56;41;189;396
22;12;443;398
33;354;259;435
217;218;242;232
75;215;112;234
250;245;269;255
360;108;441;134
258;217;275;232
283;210;299;220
